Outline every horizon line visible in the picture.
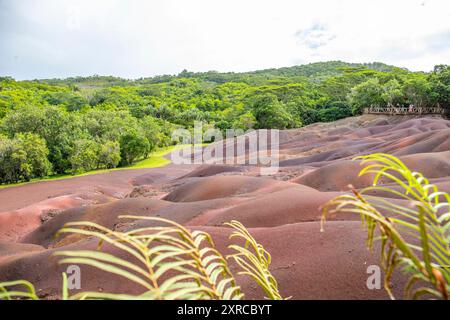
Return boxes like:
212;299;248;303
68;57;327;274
1;60;435;82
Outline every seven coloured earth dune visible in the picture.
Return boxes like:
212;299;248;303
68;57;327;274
0;114;449;299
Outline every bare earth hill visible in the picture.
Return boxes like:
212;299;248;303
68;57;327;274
0;114;449;299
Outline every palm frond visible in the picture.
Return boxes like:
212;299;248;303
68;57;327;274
0;218;283;300
54;216;244;300
0;280;39;300
225;220;284;300
321;153;450;300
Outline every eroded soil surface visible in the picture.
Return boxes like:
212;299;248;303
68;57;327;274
1;115;449;299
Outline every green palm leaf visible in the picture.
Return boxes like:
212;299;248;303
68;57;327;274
322;153;450;300
0;217;279;300
225;220;284;300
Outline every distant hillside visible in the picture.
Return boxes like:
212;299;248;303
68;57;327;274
252;61;405;76
178;61;408;84
34;61;409;87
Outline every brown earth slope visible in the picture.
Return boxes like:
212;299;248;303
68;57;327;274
0;114;449;299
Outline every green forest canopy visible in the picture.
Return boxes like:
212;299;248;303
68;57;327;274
0;61;449;183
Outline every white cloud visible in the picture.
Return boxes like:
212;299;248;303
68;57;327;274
295;23;337;50
0;0;449;79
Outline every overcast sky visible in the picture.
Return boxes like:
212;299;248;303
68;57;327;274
0;0;449;80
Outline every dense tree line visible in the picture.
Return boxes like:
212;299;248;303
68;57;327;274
0;103;175;182
349;65;450;114
0;62;448;183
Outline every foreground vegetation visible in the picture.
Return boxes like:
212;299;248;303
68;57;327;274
322;154;450;300
0;219;283;300
1;61;449;184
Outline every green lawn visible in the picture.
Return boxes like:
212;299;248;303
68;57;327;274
0;144;199;189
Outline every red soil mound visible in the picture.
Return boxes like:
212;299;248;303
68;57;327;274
0;115;448;300
177;164;247;179
293;151;450;191
0;222;406;300
189;187;349;227
0;194;112;242
0;242;45;264
23;197;172;248
163;175;292;202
